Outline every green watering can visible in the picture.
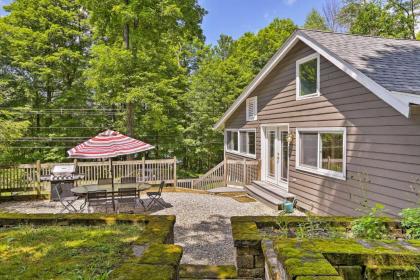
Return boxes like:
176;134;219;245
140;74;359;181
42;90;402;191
283;199;295;214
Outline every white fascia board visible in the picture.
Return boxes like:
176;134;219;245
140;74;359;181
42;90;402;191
297;34;410;118
390;91;420;105
214;31;412;130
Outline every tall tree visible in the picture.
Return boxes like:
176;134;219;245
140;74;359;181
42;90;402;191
83;0;205;158
339;0;420;39
0;0;93;162
387;0;420;39
304;8;329;31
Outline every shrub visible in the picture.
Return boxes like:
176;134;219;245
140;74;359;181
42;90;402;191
351;203;388;239
400;208;420;239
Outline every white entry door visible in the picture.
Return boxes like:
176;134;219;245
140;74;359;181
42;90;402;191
264;127;289;188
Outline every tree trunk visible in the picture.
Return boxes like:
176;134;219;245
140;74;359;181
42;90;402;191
127;102;134;137
124;0;135;139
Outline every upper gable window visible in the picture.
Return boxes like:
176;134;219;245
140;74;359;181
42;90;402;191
296;53;320;100
246;97;257;121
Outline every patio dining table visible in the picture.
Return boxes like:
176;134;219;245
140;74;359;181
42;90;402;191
71;183;151;211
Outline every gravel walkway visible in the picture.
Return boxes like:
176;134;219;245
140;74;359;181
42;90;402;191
151;192;278;265
0;192;301;265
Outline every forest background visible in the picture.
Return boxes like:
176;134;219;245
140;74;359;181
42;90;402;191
0;0;419;176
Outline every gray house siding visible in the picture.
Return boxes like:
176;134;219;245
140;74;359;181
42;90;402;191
225;41;420;217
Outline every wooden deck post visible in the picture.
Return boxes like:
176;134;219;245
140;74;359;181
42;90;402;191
243;159;247;186
142;157;146;182
36;160;41;196
223;156;227;186
173;156;177;188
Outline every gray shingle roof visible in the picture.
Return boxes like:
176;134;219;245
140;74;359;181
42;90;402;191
299;29;420;95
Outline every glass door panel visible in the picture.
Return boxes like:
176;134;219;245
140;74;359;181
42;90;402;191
264;127;289;187
268;130;276;179
280;131;289;182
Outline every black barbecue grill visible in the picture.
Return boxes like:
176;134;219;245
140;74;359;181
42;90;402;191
41;164;84;201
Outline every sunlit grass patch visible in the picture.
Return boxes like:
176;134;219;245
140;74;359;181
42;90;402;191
0;223;145;280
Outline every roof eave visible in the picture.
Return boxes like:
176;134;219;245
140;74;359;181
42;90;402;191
214;30;413;130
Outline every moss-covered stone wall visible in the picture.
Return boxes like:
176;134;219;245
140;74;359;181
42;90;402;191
231;216;420;280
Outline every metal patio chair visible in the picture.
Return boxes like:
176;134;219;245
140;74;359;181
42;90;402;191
121;177;137;184
86;190;110;213
115;187;141;213
54;184;79;213
98;178;113;185
146;181;166;210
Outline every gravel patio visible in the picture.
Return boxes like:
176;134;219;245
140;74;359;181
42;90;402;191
0;191;303;265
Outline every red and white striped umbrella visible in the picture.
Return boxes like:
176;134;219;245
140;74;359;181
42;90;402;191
67;130;154;159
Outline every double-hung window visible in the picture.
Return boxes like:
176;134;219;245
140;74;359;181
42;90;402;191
296;53;320;100
225;129;256;158
296;128;346;180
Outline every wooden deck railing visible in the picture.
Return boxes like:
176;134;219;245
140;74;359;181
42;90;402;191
0;157;259;195
0;157;177;196
177;159;259;190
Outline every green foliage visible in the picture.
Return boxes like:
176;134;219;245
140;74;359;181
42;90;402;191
351;203;388;239
0;224;144;279
83;0;205;161
303;9;329;31
338;0;420;39
0;0;94;163
400;208;420;239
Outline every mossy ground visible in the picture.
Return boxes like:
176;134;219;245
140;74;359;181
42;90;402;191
0;213;177;280
110;264;175;280
0;223;144;280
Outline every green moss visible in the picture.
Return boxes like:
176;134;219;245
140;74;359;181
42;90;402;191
0;214;179;279
231;221;261;243
134;219;174;245
231;215;398;231
275;239;324;259
235;216;420;280
295;276;344;280
137;244;183;267
0;224;145;280
0;213;175;226
270;236;420;279
109;264;175;280
279;239;420;256
284;257;339;277
179;264;237;279
365;265;420;279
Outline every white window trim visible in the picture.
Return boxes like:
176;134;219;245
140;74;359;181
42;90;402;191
295;127;346;180
225;128;257;159
296;53;320;100
246;96;258;121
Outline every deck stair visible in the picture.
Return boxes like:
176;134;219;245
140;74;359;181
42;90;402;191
245;181;295;210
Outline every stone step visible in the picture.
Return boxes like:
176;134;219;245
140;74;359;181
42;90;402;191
245;181;295;210
179;264;241;279
252;181;295;201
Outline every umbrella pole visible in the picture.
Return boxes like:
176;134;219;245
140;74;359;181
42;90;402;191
110;158;116;211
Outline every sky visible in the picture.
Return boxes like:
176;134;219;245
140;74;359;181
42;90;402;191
0;0;325;45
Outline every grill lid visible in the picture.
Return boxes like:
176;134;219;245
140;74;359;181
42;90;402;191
51;164;76;175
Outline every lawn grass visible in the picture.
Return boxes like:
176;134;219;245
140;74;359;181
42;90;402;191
0;223;145;280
